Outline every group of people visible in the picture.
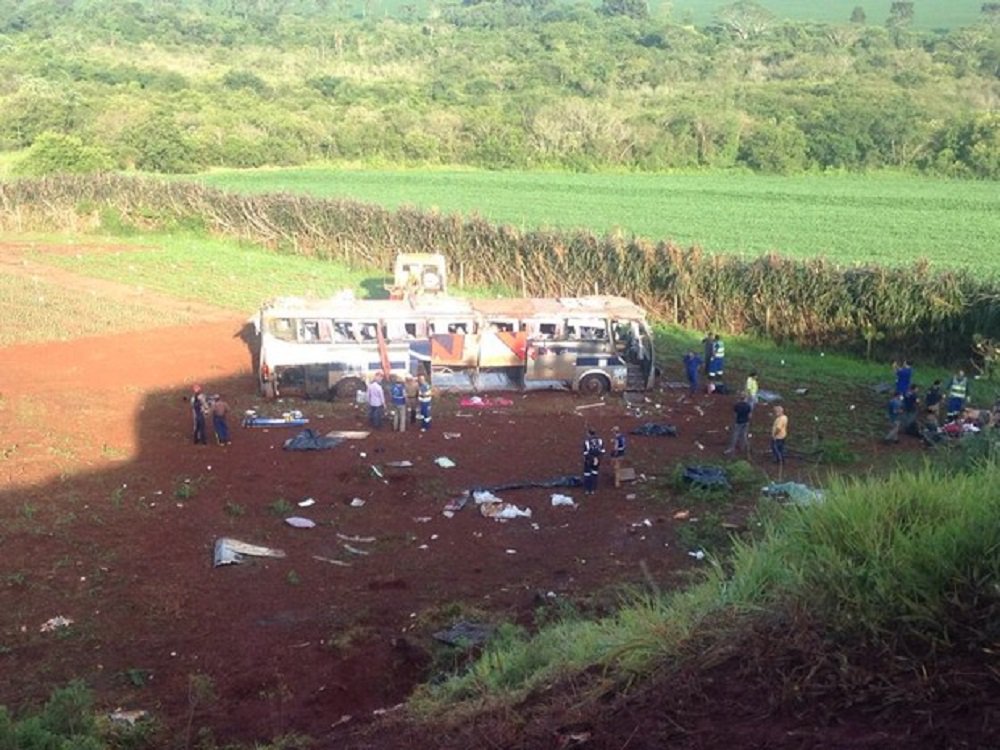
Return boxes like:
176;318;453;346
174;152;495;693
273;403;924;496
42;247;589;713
884;362;985;444
190;385;231;446
367;371;433;432
723;371;788;464
581;426;626;495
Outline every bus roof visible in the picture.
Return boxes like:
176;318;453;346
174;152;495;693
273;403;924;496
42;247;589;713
260;295;646;321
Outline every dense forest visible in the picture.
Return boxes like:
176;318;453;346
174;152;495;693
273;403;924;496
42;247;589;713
2;0;998;176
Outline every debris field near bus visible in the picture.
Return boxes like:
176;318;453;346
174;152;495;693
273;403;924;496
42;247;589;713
1;315;836;744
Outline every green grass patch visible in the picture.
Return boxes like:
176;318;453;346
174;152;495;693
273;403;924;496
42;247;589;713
20;233;381;313
0;272;194;346
194;168;1000;275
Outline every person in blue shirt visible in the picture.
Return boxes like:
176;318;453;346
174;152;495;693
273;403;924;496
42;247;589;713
390;377;408;431
708;335;725;379
894;360;913;396
683;351;702;395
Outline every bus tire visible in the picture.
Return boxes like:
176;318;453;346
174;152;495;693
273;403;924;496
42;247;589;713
333;377;365;402
578;373;610;397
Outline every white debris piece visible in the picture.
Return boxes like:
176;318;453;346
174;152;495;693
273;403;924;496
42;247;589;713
285;517;316;529
40;616;74;632
550;494;576;508
434;456;457;468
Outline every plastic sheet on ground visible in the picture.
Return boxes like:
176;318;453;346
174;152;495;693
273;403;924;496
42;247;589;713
433;621;496;647
477;475;583;493
756;390;783;403
682;466;731;490
473;490;504;504
284;516;316;528
434;456;457;468
551;494;576;507
761;482;826;505
282;430;344;451
213;537;287;566
480;502;532;520
631;423;678;437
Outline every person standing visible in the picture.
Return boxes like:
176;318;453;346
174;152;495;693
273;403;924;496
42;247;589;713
582;428;605;496
610;425;626;474
745;370;760;410
708;334;725;380
367;371;386;429
211;393;231;446
683;351;702;395
902;384;920;438
390;377;408;432
925;379;943;419
701;333;714;377
770;406;788;464
946;369;969;419
894;360;913;396
191;384;208;445
417;374;433;431
885;391;903;443
405;374;419;426
724;392;753;455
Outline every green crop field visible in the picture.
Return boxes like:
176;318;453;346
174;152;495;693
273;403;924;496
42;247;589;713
667;0;984;29
194;168;1000;275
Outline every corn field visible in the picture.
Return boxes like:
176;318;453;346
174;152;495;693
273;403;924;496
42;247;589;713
2;174;998;363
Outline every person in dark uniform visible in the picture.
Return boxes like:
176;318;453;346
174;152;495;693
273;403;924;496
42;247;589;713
708;335;725;379
191;384;208;445
582;428;605;495
417;374;433;431
683;351;702;395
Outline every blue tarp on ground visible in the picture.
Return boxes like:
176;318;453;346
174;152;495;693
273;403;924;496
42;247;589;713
631;423;678;437
283;430;344;451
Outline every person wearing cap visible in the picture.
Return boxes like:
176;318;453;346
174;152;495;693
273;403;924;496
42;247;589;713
190;385;208;445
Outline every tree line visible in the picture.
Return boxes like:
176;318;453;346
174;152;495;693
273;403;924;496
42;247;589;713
1;0;998;177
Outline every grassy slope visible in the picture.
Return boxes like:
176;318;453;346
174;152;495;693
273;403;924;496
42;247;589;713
193;168;1000;274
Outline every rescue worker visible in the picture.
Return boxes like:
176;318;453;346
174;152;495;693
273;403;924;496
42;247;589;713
902;384;920;438
211;393;231;445
190;384;208;445
701;333;714;377
417;374;433;431
610;425;626;469
390;376;407;432
683;351;702;395
582;428;605;495
708;334;725;379
946;369;969;419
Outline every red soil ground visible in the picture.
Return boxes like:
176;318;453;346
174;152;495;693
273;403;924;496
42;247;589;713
1;309;812;745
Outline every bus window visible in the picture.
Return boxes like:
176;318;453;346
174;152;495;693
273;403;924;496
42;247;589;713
566;318;608;341
486;319;517;333
527;321;559;339
404;322;419;338
358;322;380;342
447;322;468;334
299;319;332;343
268;317;297;342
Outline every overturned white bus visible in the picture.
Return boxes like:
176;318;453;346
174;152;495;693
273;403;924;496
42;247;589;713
256;294;655;399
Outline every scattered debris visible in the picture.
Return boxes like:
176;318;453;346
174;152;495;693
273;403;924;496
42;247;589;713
481;503;532;520
505;549;517;555
631;423;678;437
312;555;352;567
673;510;690;520
372;703;404;717
343;544;370;556
682;466;731;490
460;396;514;408
349;497;366;508
688;549;706;561
432;621;496;647
283;430;343;451
551;494;576;507
385;460;414;468
443;432;462;439
336;533;376;544
757;390;783;404
330;714;353;729
477;475;582;493
793;388;809;396
573;402;605;411
413;516;433;523
298;498;316;507
371;465;384;478
214;538;287;566
444;494;470;512
762;482;826;505
473;490;504;505
434;456;457;468
108;709;148;727
39;616;74;633
625;493;637;500
244;410;309;428
324;430;370;440
285;517;316;529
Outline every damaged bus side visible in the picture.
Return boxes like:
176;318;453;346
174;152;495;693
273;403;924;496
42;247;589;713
256;295;654;399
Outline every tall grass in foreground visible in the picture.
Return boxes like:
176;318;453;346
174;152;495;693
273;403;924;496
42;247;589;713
411;454;1000;714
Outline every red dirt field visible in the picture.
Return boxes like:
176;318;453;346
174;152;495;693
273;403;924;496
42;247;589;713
0;312;817;746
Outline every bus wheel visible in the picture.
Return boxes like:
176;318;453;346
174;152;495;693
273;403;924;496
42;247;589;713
578;373;610;397
333;377;364;402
